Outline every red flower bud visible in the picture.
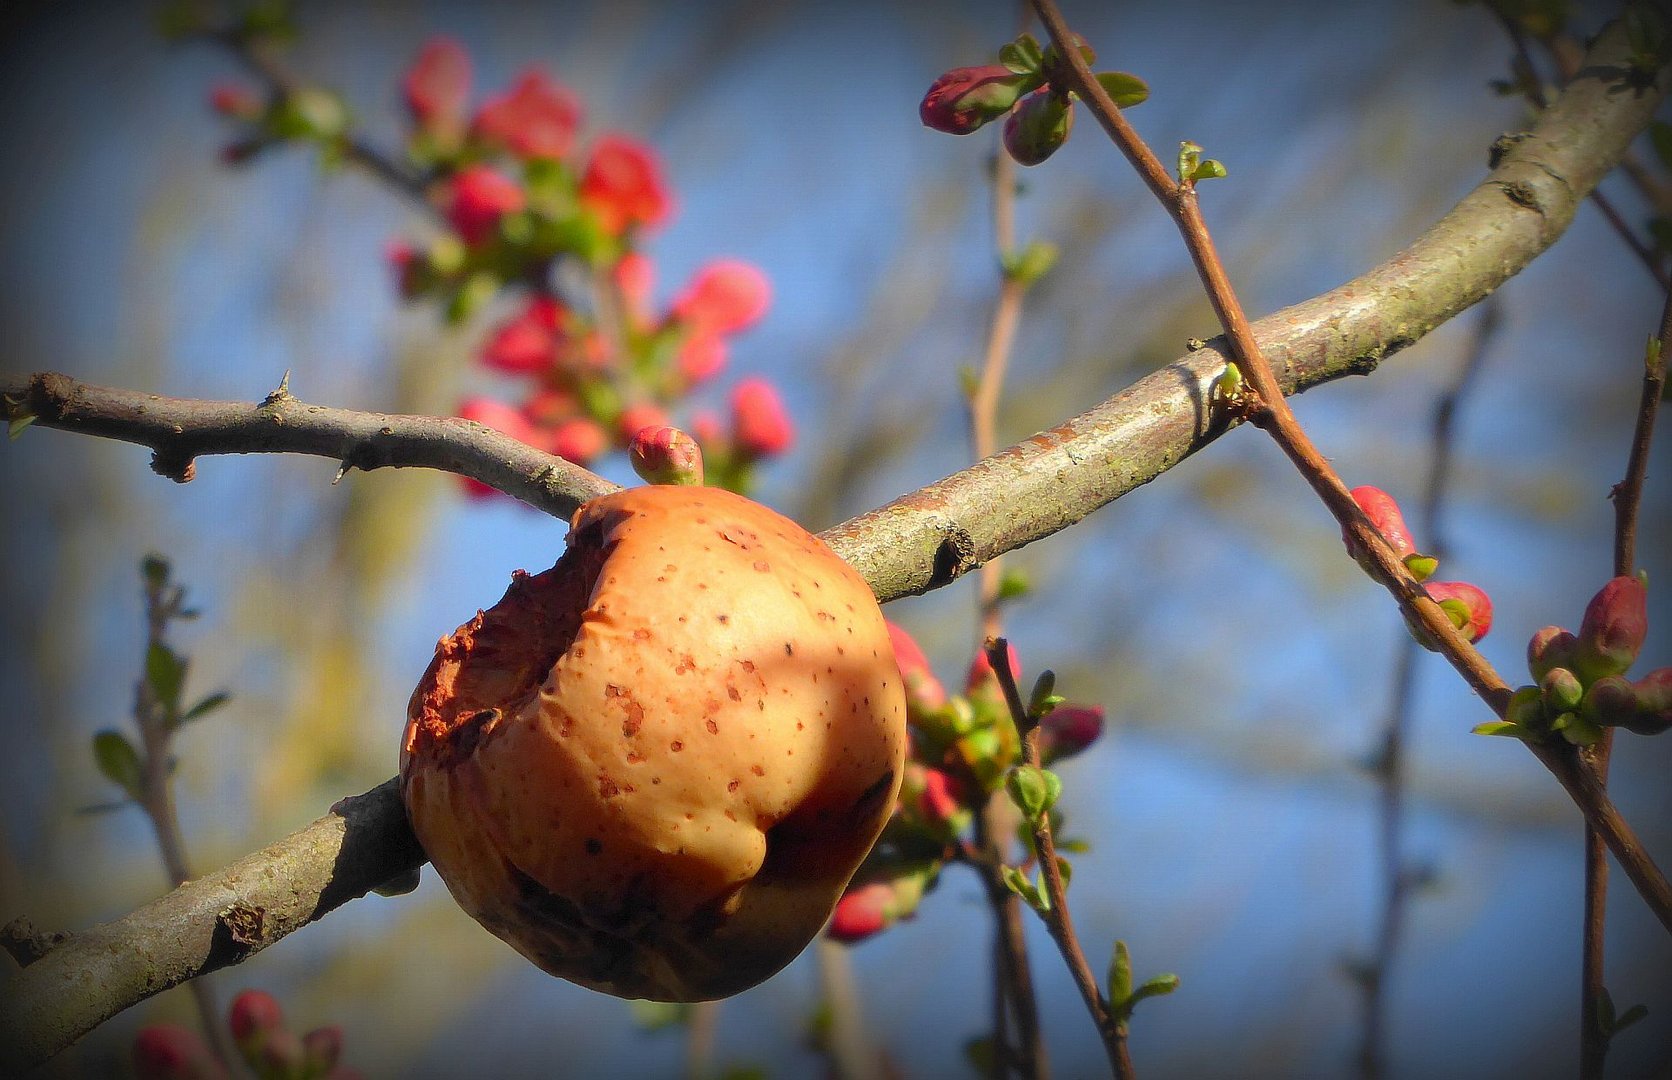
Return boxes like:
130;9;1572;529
1575;575;1648;681
404;37;472;135
302;1025;344;1073
730;378;793;458
209;81;263;121
579;135;673;235
887;621;947;714
1003;88;1073;167
228;988;284;1059
673;260;772;335
629;425;704;486
254;1029;305;1078
1425;581;1493;643
1344;485;1417;561
916;765;966;826
480;297;564;375
385;241;425;300
1526;625;1578;683
1626;668;1672;735
1038;704;1104;765
472;69;582;161
920;65;1031;135
133;1025;225;1080
828;880;893;943
442;164;525;247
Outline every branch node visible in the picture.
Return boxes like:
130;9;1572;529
1;917;72;968
150;451;196;484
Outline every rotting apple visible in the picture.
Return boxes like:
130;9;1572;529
402;484;907;1001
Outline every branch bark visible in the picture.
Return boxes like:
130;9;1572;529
1;19;1664;1070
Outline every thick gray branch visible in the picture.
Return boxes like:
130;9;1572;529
2;22;1662;1071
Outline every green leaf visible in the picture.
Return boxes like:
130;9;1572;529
1055;854;1073;890
998;33;1044;74
1026;671;1057;717
1471;720;1533;740
146;642;187;713
1613;1003;1648;1034
1190;159;1228;181
630;999;692;1032
1001;865;1046;911
964;1036;998;1075
8;414;35;440
1132;972;1181;1007
1093;71;1150;108
996;570;1031;601
1107;940;1133;1006
1403;553;1438;582
1004;239;1058;286
1005;765;1061;823
92;730;143;799
179;691;231;725
717;1067;766;1080
1177;140;1202;182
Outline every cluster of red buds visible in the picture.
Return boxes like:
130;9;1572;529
827;624;1106;943
1484;575;1668;745
203;26;793;495
919;31;1149;167
132;989;356;1080
1343;486;1494;647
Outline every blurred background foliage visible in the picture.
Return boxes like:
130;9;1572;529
1;0;1668;1077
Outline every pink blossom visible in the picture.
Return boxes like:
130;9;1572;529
404;37;472;134
472;69;581;160
228;989;284;1048
617;402;670;443
133;1025;226;1080
209;81;263;120
442;164;525;247
547;417;608;465
966;640;1021;696
613;252;655;324
730;378;793;458
676;332;727;385
887;621;946;712
579;135;673;234
480;297;564;375
828;881;893;943
673;260;772;335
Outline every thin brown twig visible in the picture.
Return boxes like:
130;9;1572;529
1355;300;1501;1079
986;639;1133;1080
1581;286;1671;1079
130;568;239;1071
1029;0;1672;938
966;129;1048;1080
206;27;430;197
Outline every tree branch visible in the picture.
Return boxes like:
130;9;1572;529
0;372;620;520
1;17;1665;1069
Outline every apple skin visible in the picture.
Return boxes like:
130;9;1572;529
402;485;906;1001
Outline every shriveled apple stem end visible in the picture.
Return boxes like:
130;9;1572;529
629;425;705;486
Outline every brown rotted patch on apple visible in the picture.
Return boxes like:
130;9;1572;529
404;529;610;770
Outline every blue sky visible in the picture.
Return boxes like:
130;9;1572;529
2;1;1668;1077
